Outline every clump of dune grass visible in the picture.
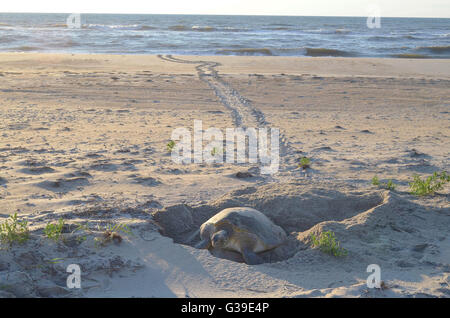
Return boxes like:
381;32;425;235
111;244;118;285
47;258;64;265
409;171;449;196
69;222;94;243
371;176;396;190
95;223;132;246
310;231;347;257
210;147;222;157
298;157;311;170
384;180;396;191
44;218;65;242
0;213;30;246
371;176;380;186
166;140;176;153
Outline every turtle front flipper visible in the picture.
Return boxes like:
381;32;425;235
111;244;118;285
195;239;211;249
242;248;263;265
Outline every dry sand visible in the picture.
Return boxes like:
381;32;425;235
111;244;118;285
0;53;449;298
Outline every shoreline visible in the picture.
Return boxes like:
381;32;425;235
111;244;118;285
4;50;450;59
1;52;449;79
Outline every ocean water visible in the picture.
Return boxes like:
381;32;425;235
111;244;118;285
0;13;449;58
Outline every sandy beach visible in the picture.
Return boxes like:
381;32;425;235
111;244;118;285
0;53;449;298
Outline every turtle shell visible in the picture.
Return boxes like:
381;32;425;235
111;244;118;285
207;207;286;248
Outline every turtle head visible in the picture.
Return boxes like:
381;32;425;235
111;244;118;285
211;230;229;248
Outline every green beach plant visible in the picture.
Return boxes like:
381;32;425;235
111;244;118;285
298;157;311;170
47;258;64;264
371;176;380;186
371;176;396;190
105;223;131;236
310;231;347;257
44;218;65;242
166;140;176;153
210;147;222;157
70;222;93;243
95;223;132;247
409;172;449;196
385;180;396;191
0;213;30;246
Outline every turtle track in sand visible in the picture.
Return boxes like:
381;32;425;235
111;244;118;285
157;54;291;159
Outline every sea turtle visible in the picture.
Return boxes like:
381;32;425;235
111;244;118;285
195;207;287;265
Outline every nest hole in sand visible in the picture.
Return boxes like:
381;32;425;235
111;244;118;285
152;185;386;264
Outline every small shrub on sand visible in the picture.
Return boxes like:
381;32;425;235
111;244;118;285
166;140;176;153
371;176;380;186
385;180;396;191
371;176;396;190
298;157;311;169
409;172;450;196
44;218;65;242
105;223;131;235
71;222;91;243
0;213;30;246
96;223;132;246
47;258;64;264
310;231;347;257
210;147;222;157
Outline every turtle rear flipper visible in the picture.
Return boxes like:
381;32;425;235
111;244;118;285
242;248;263;265
196;239;211;249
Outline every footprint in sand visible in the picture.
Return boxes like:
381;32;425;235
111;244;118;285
19;158;48;167
64;171;92;178
36;177;90;192
154;167;187;175
19;166;56;175
85;152;104;159
114;148;131;154
312;146;336;153
129;175;162;187
407;149;431;159
88;161;119;172
403;160;439;173
235;171;254;179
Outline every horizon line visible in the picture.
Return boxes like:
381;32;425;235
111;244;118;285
1;12;449;19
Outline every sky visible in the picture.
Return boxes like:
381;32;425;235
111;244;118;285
1;0;449;18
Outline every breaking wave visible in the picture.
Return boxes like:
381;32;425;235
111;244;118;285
417;45;450;54
216;48;273;56
392;53;429;59
9;46;40;52
191;25;216;32
138;25;156;30
168;25;189;31
369;35;420;42
169;25;243;32
305;48;353;57
215;47;354;57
